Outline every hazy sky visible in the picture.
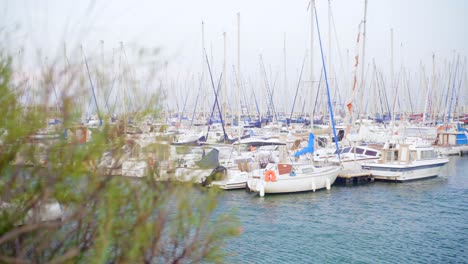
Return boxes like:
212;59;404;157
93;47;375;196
2;0;467;110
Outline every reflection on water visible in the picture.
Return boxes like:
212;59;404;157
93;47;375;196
218;156;468;263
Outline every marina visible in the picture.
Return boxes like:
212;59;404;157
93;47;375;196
1;0;467;262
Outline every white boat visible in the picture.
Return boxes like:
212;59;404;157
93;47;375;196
173;148;221;183
210;168;248;190
434;122;468;156
208;140;285;190
247;162;341;197
246;133;342;196
314;145;382;171
361;141;449;181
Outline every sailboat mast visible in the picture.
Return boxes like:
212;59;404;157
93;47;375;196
310;0;315;127
328;0;332;111
237;12;241;142
201;21;206;122
358;0;368;122
284;32;287;115
120;42;127;130
390;28;394;121
223;32;227;124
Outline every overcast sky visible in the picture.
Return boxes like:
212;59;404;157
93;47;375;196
2;0;467;110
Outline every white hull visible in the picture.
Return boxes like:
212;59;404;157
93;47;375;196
435;145;468;156
341;158;379;171
247;165;341;196
211;181;247;190
362;158;449;181
211;171;248;190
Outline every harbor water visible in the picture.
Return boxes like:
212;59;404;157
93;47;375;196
218;156;468;263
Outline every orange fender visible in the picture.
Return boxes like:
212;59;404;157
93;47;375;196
264;170;276;182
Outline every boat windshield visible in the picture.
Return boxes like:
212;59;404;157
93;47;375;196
342;147;352;154
356;148;365;154
420;150;438;160
365;150;378;157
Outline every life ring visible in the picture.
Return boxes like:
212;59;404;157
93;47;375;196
437;125;452;131
264;170;276;182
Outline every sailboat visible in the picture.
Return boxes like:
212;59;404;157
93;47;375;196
246;133;341;196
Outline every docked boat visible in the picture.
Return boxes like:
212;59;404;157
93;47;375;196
206;139;288;190
247;162;341;197
314;145;382;171
434;122;468;156
361;141;449;181
210;167;249;190
173;148;221;183
246;133;342;196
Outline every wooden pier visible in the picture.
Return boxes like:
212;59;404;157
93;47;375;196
336;170;373;184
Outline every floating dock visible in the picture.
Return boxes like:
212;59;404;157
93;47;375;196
336;170;373;184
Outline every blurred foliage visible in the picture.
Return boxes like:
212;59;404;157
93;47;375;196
0;50;240;263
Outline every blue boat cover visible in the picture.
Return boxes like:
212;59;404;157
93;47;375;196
294;133;315;157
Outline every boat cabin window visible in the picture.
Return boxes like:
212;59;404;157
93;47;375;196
342;147;352;154
317;137;327;148
356;148;365;154
365;150;378;157
420;150;438;160
385;150;398;162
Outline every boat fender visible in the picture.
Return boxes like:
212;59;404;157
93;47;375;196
289;171;296;177
264;170;276;182
259;186;265;197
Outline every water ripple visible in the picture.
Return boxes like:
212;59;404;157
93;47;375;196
218;156;468;263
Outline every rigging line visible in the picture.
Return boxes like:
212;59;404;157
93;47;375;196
190;73;203;128
43;58;62;115
406;71;414;114
447;56;460;127
81;45;102;126
313;68;324;119
251;82;261;120
104;48;119;116
289;52;308;124
121;43;137;115
329;6;345;112
442;61;454;125
314;6;340;159
232;65;247;118
240;76;252;120
391;69;402;123
111;53;124;117
205;50;228;142
260;56;278;122
205;73;223;141
179;81;190;124
347;22;363;124
330;6;346;91
453;58;466;120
